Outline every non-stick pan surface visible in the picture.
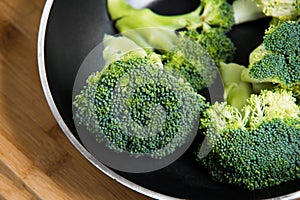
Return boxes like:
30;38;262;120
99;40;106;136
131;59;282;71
39;0;300;199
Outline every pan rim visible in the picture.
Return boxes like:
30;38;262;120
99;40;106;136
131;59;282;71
36;1;300;199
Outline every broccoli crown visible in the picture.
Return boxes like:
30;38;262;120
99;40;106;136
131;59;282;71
243;21;300;87
264;20;299;56
197;89;300;190
254;0;300;20
161;36;218;92
74;55;207;158
250;53;300;85
199;118;300;190
202;90;300;133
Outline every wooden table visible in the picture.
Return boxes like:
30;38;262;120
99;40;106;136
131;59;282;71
0;1;151;199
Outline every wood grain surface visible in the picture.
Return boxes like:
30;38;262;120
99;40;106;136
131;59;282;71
0;1;151;199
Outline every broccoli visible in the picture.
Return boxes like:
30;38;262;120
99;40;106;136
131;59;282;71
241;21;300;95
195;20;300;190
107;0;236;63
197;89;300;190
106;0;237;94
73;35;208;158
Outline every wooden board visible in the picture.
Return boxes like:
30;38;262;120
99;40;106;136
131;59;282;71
0;1;150;199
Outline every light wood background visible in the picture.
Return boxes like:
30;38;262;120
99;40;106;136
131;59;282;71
0;0;151;199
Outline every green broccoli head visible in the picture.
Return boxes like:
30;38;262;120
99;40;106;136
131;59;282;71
73;35;208;158
264;20;299;56
199;118;300;190
241;21;300;88
197;89;300;190
254;0;300;20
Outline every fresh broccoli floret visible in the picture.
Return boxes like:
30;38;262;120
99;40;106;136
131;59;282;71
241;21;300;91
107;0;235;61
107;0;237;94
264;20;299;56
197;89;300;190
73;35;208;158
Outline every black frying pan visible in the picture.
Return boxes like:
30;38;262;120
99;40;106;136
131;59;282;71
38;0;300;199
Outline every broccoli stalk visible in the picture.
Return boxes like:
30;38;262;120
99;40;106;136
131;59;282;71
232;0;266;24
107;0;203;50
219;62;253;110
102;34;148;65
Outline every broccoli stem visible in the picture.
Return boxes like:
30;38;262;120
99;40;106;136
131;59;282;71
108;0;202;29
107;0;204;50
219;62;253;110
232;0;266;24
102;34;147;65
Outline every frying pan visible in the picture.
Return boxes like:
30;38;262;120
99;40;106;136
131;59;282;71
37;0;300;199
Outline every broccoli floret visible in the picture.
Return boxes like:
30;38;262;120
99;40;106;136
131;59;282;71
107;0;236;91
197;89;300;190
107;0;235;57
241;21;300;91
73;35;208;158
264;20;299;56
